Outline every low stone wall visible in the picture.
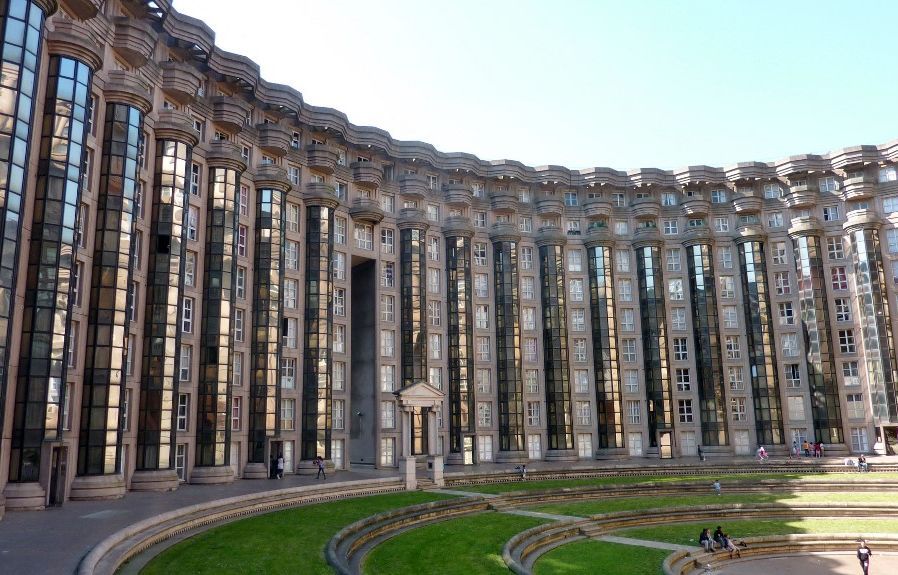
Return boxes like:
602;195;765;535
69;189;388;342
664;534;898;575
77;477;404;575
504;503;898;575
326;497;492;575
445;462;898;488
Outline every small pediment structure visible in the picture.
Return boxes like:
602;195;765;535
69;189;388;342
393;380;444;409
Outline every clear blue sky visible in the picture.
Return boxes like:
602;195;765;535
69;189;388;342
176;0;897;171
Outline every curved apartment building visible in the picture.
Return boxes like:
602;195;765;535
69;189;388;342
1;0;897;512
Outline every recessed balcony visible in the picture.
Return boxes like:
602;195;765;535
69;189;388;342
351;162;384;189
398;207;429;228
841;175;876;202
350;197;385;224
254;164;292;192
631;196;661;219
104;70;152;113
303;182;339;206
206;140;246;171
582;198;613;219
783;185;817;209
210;95;251;132
399;173;428;199
154;109;198;145
443;215;475;237
256;123;291;157
113;17;156;68
536;197;564;217
732;196;763;214
65;0;102;20
160;61;203;104
681;198;710;217
443;183;473;206
306;144;340;175
490;192;518;213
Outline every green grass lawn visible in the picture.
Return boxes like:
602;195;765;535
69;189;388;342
139;491;454;575
533;540;669;575
526;491;898;517
616;518;898;547
364;512;546;575
454;471;898;495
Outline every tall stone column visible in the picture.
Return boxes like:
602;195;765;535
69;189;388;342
0;0;56;509
246;167;290;478
300;183;337;462
398;208;429;389
444;217;475;462
537;227;575;460
633;235;675;450
191;142;245;484
683;232;729;448
789;218;845;447
586;228;625;454
735;226;786;446
72;76;153;500
132;111;198;491
5;33;99;509
843;211;898;428
491;223;526;462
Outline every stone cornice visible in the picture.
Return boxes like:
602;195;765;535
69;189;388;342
114;2;898;188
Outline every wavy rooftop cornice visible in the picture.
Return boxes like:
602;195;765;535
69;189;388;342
126;0;898;187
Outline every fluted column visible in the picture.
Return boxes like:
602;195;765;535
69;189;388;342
491;223;526;461
844;211;898;426
398;208;429;388
6;48;94;506
192;143;244;484
444;217;475;458
537;227;575;459
248;168;289;475
735;227;786;446
300;184;338;461
586;230;624;452
634;236;674;450
0;0;55;498
683;233;729;447
789;218;844;446
132;113;198;491
73;86;152;499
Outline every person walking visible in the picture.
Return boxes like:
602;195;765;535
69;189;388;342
756;445;769;463
276;453;285;479
713;479;721;496
791;440;799;459
315;455;326;480
857;540;872;575
269;454;277;479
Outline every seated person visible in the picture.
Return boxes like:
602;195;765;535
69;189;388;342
713;526;724;549
721;533;742;559
699;528;714;552
858;454;868;472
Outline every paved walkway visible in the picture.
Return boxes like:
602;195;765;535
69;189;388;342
0;469;393;575
717;552;898;574
501;508;583;522
596;534;695;552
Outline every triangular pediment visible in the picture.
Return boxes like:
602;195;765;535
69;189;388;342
393;380;445;406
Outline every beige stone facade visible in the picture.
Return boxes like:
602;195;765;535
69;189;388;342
0;0;896;513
